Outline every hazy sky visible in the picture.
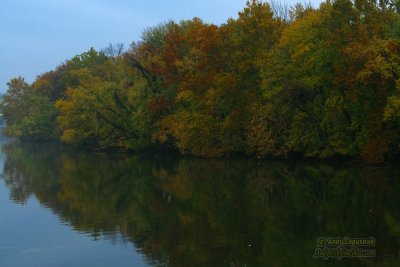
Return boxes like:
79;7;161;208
0;0;320;93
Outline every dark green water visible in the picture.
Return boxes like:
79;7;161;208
0;140;399;267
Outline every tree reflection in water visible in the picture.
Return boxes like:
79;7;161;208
1;142;399;267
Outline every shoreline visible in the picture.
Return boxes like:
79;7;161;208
7;137;400;166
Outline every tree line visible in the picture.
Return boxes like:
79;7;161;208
2;0;400;163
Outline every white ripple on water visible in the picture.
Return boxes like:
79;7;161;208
0;246;17;251
19;243;101;255
21;248;48;254
21;245;67;255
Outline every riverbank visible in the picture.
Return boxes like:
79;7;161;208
9;137;400;166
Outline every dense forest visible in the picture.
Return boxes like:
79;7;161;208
1;0;400;163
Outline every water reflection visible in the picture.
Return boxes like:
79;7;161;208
1;142;399;266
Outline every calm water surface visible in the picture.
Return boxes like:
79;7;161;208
0;140;399;267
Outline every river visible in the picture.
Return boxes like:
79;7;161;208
0;140;399;266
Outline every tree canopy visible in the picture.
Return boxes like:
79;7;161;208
2;0;400;163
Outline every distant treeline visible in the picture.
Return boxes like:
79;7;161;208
1;0;400;163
